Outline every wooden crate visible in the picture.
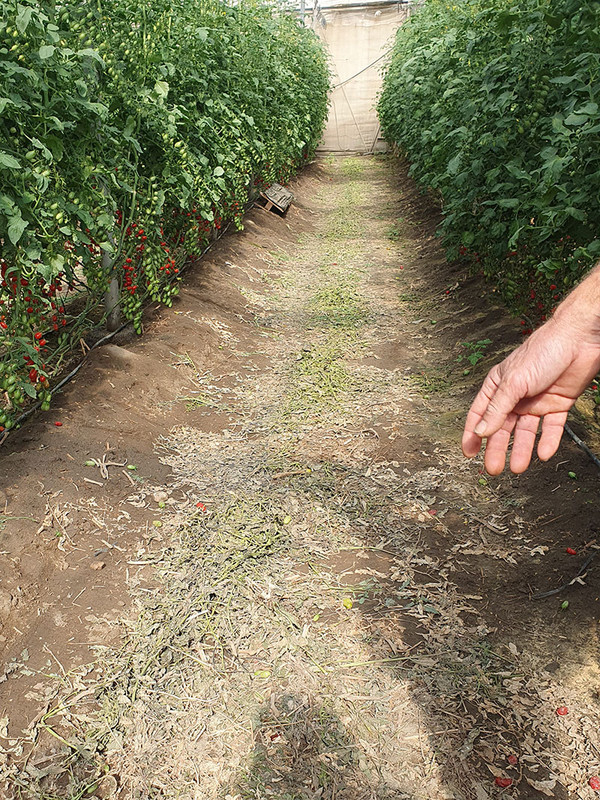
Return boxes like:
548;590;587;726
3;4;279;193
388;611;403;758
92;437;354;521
260;182;294;213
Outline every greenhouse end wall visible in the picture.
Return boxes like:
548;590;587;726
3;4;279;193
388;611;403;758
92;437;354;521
315;1;409;153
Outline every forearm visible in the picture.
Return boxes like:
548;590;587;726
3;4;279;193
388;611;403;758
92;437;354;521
553;261;600;339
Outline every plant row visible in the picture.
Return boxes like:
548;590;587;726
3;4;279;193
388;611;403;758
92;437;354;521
378;0;600;329
0;0;329;430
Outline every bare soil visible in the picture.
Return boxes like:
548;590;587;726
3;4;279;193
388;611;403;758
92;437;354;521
0;155;599;800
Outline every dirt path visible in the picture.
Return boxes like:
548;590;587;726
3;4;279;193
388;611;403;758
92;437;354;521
1;156;599;800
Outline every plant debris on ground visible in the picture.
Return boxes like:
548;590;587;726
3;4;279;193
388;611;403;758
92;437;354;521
0;156;599;800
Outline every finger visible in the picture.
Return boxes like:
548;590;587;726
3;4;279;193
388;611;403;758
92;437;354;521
483;414;517;475
509;414;540;474
474;379;524;440
462;372;501;457
462;408;484;457
537;411;568;461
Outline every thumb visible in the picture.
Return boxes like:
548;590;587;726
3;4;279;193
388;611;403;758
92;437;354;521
474;381;521;438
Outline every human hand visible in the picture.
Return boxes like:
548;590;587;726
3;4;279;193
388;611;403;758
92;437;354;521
462;314;600;474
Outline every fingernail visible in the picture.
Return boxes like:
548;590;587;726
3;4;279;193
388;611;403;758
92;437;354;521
474;421;486;437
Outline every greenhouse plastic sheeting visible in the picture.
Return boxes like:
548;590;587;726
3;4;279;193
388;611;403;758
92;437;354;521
315;2;409;152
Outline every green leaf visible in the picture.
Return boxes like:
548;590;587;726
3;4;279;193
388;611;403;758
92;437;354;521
447;154;461;175
0;195;15;214
575;102;599;116
153;80;170;100
38;45;56;60
506;163;529;180
565;207;586;221
25;242;41;261
97;213;112;228
587;239;600;256
31;137;52;161
77;48;104;65
7;215;28;244
544;13;561;29
35;259;61;281
75;79;88;98
213;166;225;177
0;152;21;169
16;5;32;33
564;113;589;126
44;135;63;162
552;115;568;134
498;198;519;208
50;254;65;272
496;10;516;31
123;115;137;139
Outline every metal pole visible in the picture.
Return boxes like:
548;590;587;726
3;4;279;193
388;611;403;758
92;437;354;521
104;247;122;332
101;181;123;332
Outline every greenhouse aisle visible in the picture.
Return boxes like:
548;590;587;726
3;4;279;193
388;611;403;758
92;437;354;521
1;156;599;799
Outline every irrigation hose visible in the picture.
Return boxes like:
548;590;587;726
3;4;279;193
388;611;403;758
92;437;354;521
564;422;600;470
532;551;599;600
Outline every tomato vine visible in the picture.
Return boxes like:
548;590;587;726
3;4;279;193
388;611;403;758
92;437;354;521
0;0;329;431
379;0;600;325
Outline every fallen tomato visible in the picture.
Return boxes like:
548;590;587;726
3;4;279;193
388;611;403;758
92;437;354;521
566;547;577;555
495;777;512;788
507;755;518;766
556;706;569;716
589;777;600;791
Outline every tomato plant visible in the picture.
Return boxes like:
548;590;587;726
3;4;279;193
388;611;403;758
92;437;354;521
0;0;329;432
379;0;600;321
